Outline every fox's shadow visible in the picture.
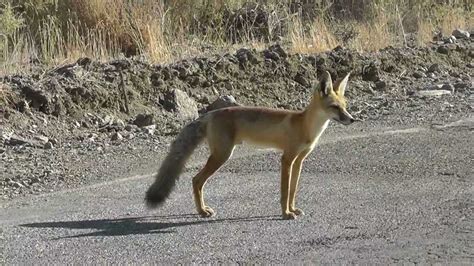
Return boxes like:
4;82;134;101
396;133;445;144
20;214;280;239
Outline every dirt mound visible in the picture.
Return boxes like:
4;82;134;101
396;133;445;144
2;39;472;122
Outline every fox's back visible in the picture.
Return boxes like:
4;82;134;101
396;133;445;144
207;106;304;150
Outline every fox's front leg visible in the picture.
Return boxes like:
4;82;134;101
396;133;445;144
281;153;297;220
289;149;311;216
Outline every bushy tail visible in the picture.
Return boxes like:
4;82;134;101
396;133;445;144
145;119;207;208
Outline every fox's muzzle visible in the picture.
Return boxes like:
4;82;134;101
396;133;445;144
334;109;355;125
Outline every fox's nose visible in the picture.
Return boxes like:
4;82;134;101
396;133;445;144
349;117;355;124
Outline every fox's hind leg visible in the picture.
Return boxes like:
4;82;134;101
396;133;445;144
289;149;312;216
193;134;234;218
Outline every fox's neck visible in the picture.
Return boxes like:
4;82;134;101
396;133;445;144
303;97;330;142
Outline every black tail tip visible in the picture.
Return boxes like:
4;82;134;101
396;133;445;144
145;191;166;209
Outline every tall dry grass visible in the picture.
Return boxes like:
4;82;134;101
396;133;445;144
0;0;472;75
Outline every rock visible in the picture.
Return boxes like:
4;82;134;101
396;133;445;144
452;29;470;39
133;113;154;128
31;177;41;184
162;89;198;121
206;95;239;112
263;50;280;61
453;82;471;90
426;84;443;90
294;73;309;87
43;141;54;149
428;63;441;73
413;72;426;79
417;90;451;97
111;132;123;141
124;124;137;132
374;80;387;91
18;100;30;113
362;62;380;82
268;44;287;58
77;57;92;66
34;135;49;144
437;46;449;54
49;138;58;145
101;115;114;127
10;181;25;188
143;125;156;135
235;48;258;64
113;119;125;129
467;63;474;68
7;135;29;146
441;83;455;93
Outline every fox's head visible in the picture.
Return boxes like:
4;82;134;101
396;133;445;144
315;71;355;125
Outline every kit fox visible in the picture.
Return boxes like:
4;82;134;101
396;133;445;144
146;71;355;219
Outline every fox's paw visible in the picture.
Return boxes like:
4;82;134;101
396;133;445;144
291;208;305;216
198;206;215;218
282;212;297;220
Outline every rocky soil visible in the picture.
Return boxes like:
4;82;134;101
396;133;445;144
1;31;473;200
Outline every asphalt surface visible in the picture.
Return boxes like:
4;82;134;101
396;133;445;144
1;117;473;264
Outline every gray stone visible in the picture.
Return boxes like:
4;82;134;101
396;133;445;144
162;89;198;121
375;80;387;91
101;115;114;126
441;83;455;93
452;29;470;39
43;142;54;149
413;72;426;79
417;90;451;97
437;46;449;54
264;50;280;61
143;125;156;135
362;62;380;82
34;135;49;144
294;73;309;87
427;72;437;79
206;95;239;112
7;135;29;146
111;132;123;141
31;177;41;184
428;64;441;73
10;181;25;188
133;113;154;128
113;119;125;129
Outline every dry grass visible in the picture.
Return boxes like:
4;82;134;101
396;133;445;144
417;18;436;46
349;13;393;52
0;0;472;74
439;8;470;36
0;83;17;108
289;17;340;54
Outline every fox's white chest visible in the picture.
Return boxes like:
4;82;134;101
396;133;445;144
308;120;329;148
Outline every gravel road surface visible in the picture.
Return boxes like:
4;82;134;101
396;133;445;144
2;117;472;264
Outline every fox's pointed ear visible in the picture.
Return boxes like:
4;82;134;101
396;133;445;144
318;71;333;96
334;72;351;96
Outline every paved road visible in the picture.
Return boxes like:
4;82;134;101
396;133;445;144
1;118;473;264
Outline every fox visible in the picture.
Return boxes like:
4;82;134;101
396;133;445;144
145;71;355;220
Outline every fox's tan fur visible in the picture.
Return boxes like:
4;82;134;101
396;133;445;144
146;71;354;219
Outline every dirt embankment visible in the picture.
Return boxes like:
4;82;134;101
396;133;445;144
1;37;473;199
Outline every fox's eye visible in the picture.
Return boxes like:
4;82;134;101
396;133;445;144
330;105;339;109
